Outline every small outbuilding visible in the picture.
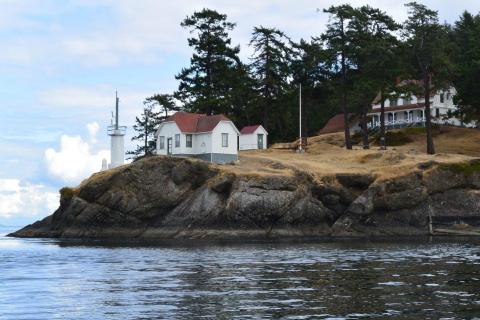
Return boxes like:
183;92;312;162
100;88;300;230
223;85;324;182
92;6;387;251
239;125;268;150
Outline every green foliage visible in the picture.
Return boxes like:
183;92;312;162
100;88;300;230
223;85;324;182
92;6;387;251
451;11;480;122
127;105;160;159
440;161;480;176
144;94;179;121
175;9;246;116
249;26;293;138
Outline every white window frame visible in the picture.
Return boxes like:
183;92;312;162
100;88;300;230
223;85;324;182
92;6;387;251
186;134;192;148
221;133;228;148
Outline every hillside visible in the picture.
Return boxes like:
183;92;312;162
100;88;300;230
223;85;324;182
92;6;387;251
10;126;480;239
234;126;480;180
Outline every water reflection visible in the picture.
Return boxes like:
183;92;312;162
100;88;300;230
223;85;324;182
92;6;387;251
1;227;480;319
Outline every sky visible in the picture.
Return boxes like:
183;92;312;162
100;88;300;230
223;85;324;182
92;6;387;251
1;0;479;226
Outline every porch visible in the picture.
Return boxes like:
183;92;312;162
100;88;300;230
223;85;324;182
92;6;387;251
368;109;426;129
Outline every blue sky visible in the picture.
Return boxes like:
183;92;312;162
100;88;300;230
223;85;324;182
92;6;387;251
1;0;479;226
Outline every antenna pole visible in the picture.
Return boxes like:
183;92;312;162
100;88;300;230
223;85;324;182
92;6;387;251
115;91;119;130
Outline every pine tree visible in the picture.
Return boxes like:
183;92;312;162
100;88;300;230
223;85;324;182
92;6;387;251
348;5;401;149
127;106;160;159
144;94;179;121
403;2;452;154
249;26;293;137
322;5;356;149
451;11;480;122
290;39;330;143
175;9;242;115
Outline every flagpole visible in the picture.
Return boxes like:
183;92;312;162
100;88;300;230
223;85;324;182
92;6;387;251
298;83;303;152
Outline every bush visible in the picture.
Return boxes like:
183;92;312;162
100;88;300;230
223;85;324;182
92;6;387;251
375;131;413;146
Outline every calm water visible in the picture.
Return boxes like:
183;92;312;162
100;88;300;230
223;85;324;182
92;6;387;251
1;226;480;319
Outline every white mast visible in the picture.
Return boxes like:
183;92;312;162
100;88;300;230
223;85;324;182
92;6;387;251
298;83;304;153
107;91;126;168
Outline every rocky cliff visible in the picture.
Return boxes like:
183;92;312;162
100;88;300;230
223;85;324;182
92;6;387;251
10;156;480;239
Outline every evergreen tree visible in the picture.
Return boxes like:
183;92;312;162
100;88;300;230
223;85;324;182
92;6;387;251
451;11;480;122
403;2;452;154
322;5;356;149
127;106;159;159
249;26;293;139
175;9;243;115
348;5;401;149
144;94;179;121
291;39;331;143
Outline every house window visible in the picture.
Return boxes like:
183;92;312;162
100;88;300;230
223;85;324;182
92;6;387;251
175;134;180;148
186;134;192;148
222;133;228;147
390;99;397;107
436;108;440;117
440;93;444;103
403;97;411;105
159;136;165;150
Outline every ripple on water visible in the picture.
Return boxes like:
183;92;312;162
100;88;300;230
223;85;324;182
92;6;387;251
1;232;480;319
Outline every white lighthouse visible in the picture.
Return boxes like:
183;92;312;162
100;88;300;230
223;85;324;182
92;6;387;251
107;92;126;169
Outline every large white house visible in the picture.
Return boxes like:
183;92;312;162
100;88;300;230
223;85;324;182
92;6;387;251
155;112;240;163
368;82;475;129
239;125;268;150
320;82;476;135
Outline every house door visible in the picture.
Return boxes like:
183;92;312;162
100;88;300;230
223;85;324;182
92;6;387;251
167;138;172;155
257;134;264;149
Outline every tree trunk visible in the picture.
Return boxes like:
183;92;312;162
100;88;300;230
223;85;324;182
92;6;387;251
379;89;386;150
341;69;351;149
302;93;307;146
361;112;369;149
424;73;435;154
340;17;351;150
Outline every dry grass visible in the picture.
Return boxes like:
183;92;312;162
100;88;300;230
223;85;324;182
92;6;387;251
225;126;480;180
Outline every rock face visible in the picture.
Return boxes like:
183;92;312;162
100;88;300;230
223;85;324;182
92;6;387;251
9;156;480;239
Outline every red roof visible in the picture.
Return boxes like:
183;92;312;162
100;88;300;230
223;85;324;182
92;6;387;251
165;112;231;133
240;125;262;134
368;102;425;114
319;113;357;134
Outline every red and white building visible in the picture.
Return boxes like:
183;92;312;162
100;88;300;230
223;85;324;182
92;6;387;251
155;112;240;163
239;125;268;150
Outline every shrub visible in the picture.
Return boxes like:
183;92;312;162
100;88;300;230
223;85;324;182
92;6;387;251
375;131;413;146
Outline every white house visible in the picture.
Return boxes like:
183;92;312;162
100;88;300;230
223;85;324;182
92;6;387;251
368;81;476;129
155;112;240;163
239;125;268;150
319;81;476;135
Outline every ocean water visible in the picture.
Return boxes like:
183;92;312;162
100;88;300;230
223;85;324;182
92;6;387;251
1;226;480;319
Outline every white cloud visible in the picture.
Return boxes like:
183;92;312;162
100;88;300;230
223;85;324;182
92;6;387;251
45;124;110;185
87;121;100;144
0;178;59;219
0;0;477;68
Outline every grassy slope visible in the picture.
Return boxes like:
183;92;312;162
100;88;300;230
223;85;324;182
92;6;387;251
230;126;480;181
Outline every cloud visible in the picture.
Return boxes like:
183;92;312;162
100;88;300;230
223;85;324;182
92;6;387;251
0;178;59;219
87;121;100;144
45;124;110;185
